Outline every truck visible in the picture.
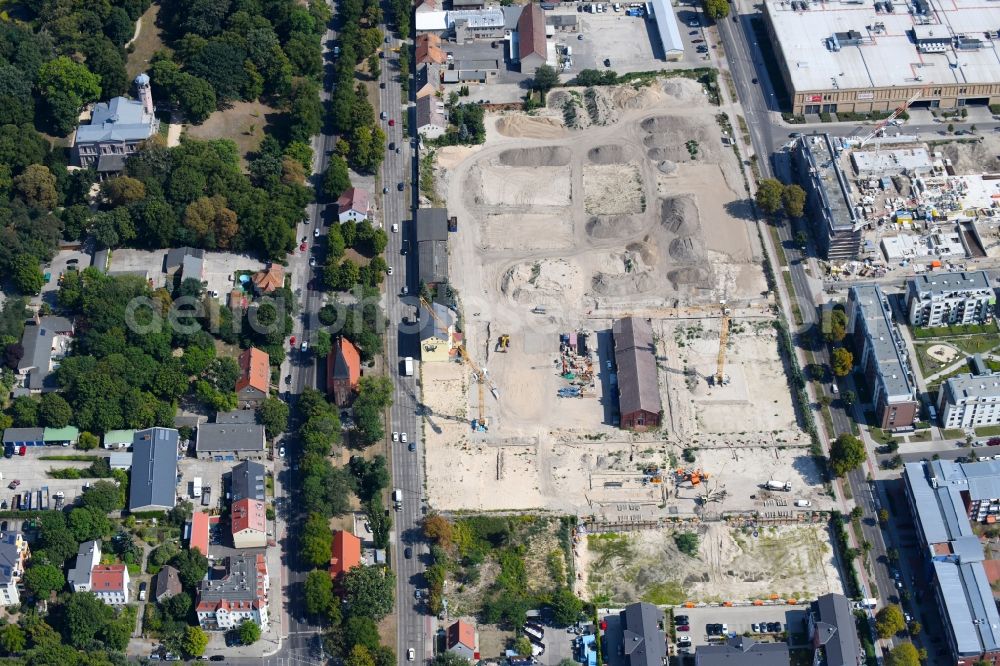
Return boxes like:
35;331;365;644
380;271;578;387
202;486;212;506
192;477;203;498
794;499;812;507
393;488;403;510
765;480;792;492
403;357;414;376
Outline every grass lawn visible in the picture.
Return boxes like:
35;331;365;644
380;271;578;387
949;333;1000;355
186;100;284;169
913;342;965;377
976;425;1000;437
125;2;169;79
869;426;894;443
908;430;933;443
942;428;965;439
912;322;999;339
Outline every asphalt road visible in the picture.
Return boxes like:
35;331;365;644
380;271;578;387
375;32;433;666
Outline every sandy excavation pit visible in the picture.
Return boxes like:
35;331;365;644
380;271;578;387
479;166;572;207
480;213;574;251
583;163;644;215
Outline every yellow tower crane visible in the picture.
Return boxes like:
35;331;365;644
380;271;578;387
714;301;732;386
419;298;499;429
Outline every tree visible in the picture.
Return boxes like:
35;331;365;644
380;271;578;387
531;65;559;95
674;532;699;557
37;57;102;135
885;641;920;666
313;330;333;359
514;636;533;657
831;347;854;377
342;565;396;621
22;564;65;599
301;512;334;568
782;184;806;218
0;64;34;126
68;507;111;542
162;591;193;621
38;393;73;428
875;605;906;638
183;626;209;657
550;587;583;625
170;549;209;586
14;164;58;210
78;431;100;450
828;309;848;343
432;654;471;666
101;176;146;207
11;395;39;427
323;156;352;200
704;0;730;18
0;623;26;655
842;390;856;407
831;434;866;477
239;620;261;645
422;514;454;547
10;255;44;296
304;569;335;616
755;178;784;215
65;592;114;647
259;397;290;439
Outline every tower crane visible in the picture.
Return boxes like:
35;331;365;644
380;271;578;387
849;90;923;148
419;298;499;429
713;301;732;387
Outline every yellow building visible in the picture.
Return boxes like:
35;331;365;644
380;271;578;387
420;303;456;363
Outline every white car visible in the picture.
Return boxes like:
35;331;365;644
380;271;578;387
401;432;408;443
309;257;316;267
392;432;399;442
387;266;394;275
300;341;309;352
407;648;415;661
391;223;398;233
677;635;690;644
314;228;320;237
278;446;286;458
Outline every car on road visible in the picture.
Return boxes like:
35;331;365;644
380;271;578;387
314;227;320;237
396;147;401;154
380;81;385;88
279;446;285;458
676;624;689;632
380;111;387;119
674;615;689;625
309;257;316;267
139;582;147;601
290;335;296;345
392;223;398;233
383;186;389;193
387;266;393;275
407;648;415;661
209;657;225;662
7;481;18;490
751;77;758;84
751;623;760;633
578;33;584;39
300;341;309;352
389;142;395;150
604;58;611;67
401;432;408;443
402;285;409;295
398;182;405;191
389;119;396;126
18;446;25;456
677;635;690;644
692;38;703;43
689;29;698;34
385;35;390;43
393;432;399;442
408;442;415;452
415;589;422;599
404;546;413;559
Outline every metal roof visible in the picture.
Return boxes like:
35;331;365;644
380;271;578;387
647;0;684;55
0;533;23;587
812;593;863;666
908;270;992;299
2;428;44;444
418;240;449;284
420;303;456;342
934;559;1000;656
415;208;449;242
76;96;157;144
416;95;447;130
694;636;790;666
215;410;257;425
942;372;1000;405
67;540;102;590
128;427;179;511
613;318;661;417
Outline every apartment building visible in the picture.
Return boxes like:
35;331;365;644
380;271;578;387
906;271;994;327
196;554;269;631
0;533;29;606
938;372;1000;429
847;285;918;429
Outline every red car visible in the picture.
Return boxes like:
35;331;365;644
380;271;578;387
676;624;690;632
17;446;25;456
299;242;307;251
388;119;396;126
7;480;19;490
290;336;297;346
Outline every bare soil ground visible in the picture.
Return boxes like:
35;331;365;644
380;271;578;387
126;2;168;79
581;523;843;605
186;101;282;168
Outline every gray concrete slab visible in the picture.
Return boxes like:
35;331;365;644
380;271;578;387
200;252;267;303
0;447;103;509
670;605;806;648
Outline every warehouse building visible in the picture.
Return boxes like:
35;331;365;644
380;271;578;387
764;0;1000;115
906;270;994;327
415;208;450;286
847;285;917;430
646;0;684;60
612;317;662;431
129;428;179;512
793;134;861;260
904;460;1000;665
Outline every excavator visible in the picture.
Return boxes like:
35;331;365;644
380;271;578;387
495;334;510;353
675;468;710;487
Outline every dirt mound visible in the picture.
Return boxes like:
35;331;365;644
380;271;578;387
501;259;583;306
495;116;568;140
669;236;704;261
585;215;648;239
496;146;572;167
587;144;633;165
660;196;701;235
657;160;678;175
591;271;658;296
625;239;657;267
646;148;668;161
667;265;713;289
641;116;675;133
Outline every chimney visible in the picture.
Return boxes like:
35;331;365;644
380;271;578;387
134;73;154;116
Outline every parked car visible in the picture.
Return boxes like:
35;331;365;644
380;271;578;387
401;433;408;443
404;547;413;559
278;446;286;458
393;432;399;442
139;582;147;601
408;442;415;452
674;615;688;625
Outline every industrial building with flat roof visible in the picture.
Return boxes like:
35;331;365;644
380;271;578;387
903;460;1000;664
793;134;861;260
847;285;917;429
129;428;179;512
764;0;1000;115
906;270;994;327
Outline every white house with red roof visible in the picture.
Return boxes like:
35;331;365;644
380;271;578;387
196;554;270;631
91;564;130;605
337;187;371;223
231;498;267;549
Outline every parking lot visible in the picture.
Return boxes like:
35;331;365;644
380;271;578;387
39;248;91;307
670;605;808;650
177;457;257;516
0;448;104;510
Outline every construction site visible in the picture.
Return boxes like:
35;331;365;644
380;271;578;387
418;76;839;601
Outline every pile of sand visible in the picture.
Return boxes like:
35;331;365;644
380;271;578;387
585;215;649;240
496;146;572;167
583;163;644;215
495;115;568;140
668;236;704;261
660;195;701;235
587;144;634;165
591;270;658;297
667;265;714;288
657;160;678;175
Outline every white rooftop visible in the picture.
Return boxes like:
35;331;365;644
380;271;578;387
851;147;933;176
766;0;1000;92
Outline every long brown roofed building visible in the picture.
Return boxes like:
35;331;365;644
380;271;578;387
416;34;447;64
613;317;661;431
327;337;361;406
517;3;547;71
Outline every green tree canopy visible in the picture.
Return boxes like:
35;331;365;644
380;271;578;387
239;620;261;645
343;565;395;622
300;512;334;568
22;564;66;599
531;65;559;95
183;626;209;657
38;393;73;428
755;178;784;215
782;183;807;218
875;604;906;639
831;347;854;377
304;569;335;616
831;434;866;477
